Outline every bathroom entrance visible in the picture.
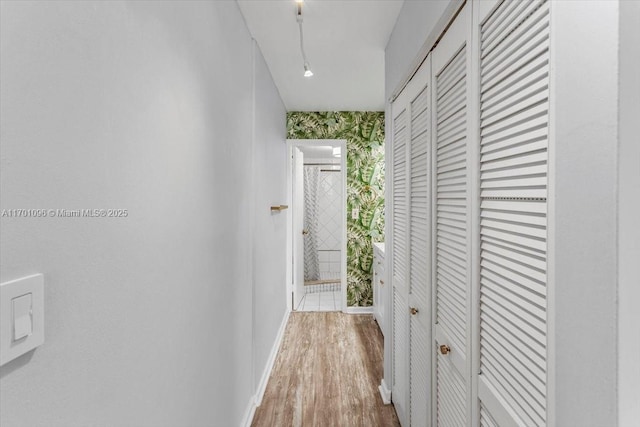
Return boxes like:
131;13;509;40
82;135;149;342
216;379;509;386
287;139;347;312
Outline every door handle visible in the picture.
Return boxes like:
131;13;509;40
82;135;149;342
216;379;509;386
410;307;418;315
439;344;451;355
302;229;309;235
380;280;384;286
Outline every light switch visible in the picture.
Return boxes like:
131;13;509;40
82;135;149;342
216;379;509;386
13;293;33;341
1;274;44;366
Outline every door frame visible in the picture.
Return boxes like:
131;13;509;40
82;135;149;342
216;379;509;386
286;139;348;312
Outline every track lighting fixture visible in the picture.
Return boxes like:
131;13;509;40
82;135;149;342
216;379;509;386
296;0;313;78
304;63;313;77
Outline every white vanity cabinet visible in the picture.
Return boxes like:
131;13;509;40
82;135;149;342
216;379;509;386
372;242;386;335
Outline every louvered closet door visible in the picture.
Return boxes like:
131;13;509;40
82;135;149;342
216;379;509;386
391;93;410;427
477;0;550;426
431;4;471;426
407;55;432;427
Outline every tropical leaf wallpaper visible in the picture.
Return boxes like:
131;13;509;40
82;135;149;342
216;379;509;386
287;112;385;307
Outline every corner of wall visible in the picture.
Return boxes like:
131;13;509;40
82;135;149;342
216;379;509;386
617;0;640;425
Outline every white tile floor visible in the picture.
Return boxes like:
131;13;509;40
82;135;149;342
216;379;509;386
296;290;342;312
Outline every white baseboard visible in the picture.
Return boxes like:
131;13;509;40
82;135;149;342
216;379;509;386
344;306;374;314
241;308;291;427
379;379;392;405
255;309;290;406
240;399;257;427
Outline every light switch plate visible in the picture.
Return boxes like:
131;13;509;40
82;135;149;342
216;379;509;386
13;293;33;341
1;274;44;366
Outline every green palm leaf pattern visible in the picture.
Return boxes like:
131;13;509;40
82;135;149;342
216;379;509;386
288;111;384;307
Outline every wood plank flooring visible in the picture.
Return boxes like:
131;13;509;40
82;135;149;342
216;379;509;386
252;312;400;427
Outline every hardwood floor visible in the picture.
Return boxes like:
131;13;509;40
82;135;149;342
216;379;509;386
252;312;400;427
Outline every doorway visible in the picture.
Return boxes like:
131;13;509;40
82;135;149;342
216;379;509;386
286;139;347;312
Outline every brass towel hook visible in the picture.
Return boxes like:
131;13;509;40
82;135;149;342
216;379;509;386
270;205;289;212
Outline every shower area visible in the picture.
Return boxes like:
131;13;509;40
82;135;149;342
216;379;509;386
297;146;343;311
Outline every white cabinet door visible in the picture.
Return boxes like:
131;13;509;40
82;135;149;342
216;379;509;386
476;0;550;425
431;3;471;426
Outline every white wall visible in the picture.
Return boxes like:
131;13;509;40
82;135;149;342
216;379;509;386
551;1;619;425
0;1;286;426
384;0;450;99
618;0;640;425
251;45;288;403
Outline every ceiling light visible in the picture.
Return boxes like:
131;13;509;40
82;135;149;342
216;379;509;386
296;1;313;78
304;63;313;77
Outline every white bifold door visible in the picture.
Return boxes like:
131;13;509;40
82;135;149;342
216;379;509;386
388;0;550;425
391;80;410;426
390;54;432;427
476;0;550;425
431;3;471;426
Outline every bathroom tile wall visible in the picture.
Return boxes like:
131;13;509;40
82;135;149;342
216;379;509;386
317;170;342;280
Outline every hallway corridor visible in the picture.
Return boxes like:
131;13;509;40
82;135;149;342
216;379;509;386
252;313;399;426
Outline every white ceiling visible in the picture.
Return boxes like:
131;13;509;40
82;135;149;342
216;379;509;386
237;0;404;112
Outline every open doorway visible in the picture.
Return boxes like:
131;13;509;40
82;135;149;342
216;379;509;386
286;139;347;312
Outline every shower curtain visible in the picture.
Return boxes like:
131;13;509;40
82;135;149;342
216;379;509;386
303;166;320;281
